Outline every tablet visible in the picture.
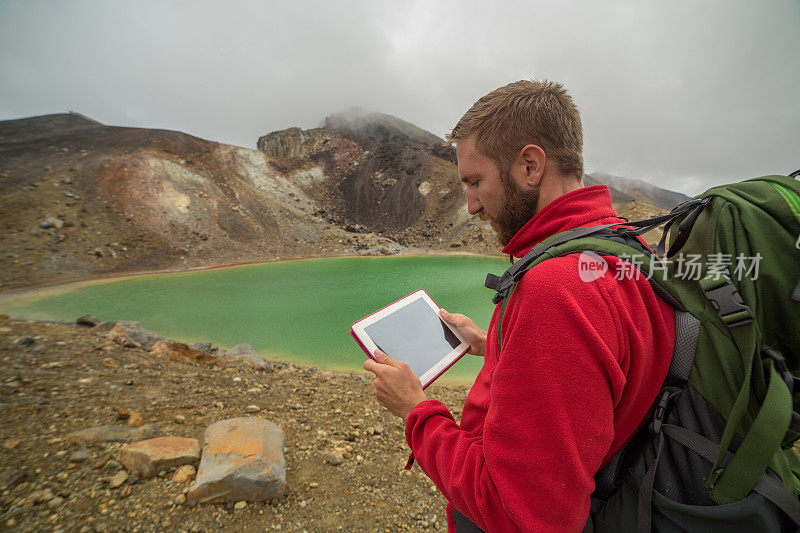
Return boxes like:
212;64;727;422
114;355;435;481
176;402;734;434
350;289;469;389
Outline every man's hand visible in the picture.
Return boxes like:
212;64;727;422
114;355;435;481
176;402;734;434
363;349;428;422
439;309;487;356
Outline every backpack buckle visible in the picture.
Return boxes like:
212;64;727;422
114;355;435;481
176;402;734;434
486;272;514;304
701;279;754;327
793;275;800;302
650;390;674;435
762;346;795;394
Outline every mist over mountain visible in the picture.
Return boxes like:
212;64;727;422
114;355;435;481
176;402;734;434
258;110;476;244
587;172;691;211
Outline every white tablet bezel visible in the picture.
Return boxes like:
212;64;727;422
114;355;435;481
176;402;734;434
351;289;469;388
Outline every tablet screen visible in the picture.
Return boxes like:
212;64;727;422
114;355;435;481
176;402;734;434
363;297;461;377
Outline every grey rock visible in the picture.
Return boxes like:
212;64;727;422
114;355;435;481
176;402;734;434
29;488;55;503
118;437;200;479
48;496;65;508
222;344;270;371
0;469;26;488
187;417;286;503
69;449;90;463
66;424;161;444
107;321;164;350
93;248;103;257
188;342;213;352
14;336;36;347
95;321;117;333
76;315;100;327
326;451;344;466
107;470;128;489
357;242;404;256
39;216;64;230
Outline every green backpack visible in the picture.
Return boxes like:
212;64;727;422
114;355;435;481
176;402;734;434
484;172;800;532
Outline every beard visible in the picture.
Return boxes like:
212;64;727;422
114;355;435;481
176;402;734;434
486;172;540;246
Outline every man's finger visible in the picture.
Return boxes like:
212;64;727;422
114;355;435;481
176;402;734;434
440;309;462;325
363;357;380;373
373;348;394;365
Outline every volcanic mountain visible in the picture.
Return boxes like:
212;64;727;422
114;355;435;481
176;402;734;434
0;113;404;290
258;110;688;248
0;111;687;291
586;172;691;211
257;109;491;249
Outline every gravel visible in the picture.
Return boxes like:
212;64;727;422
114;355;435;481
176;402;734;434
0;315;468;531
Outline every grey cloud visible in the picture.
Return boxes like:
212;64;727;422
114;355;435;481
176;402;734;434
1;0;798;195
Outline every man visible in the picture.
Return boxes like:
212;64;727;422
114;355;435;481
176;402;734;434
363;80;675;532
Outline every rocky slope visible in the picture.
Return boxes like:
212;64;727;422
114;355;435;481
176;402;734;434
0;313;468;532
0;111;686;292
587;172;691;212
0;113;405;292
258;111;683;253
258;110;494;253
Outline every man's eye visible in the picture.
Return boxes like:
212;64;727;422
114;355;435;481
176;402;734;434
469;181;479;188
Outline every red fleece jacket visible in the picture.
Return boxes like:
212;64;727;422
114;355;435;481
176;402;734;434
404;185;675;532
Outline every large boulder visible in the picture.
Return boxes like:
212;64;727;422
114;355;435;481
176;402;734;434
149;340;223;368
66;424;161;444
187;418;285;503
118;437;201;479
105;321;164;349
188;342;213;352
76;314;100;327
221;344;270;370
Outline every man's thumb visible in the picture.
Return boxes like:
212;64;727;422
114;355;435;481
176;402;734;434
373;348;395;365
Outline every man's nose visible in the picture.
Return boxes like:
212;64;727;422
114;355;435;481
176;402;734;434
466;190;483;215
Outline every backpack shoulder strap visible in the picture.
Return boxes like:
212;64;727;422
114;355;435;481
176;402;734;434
486;197;709;306
488;227;673;351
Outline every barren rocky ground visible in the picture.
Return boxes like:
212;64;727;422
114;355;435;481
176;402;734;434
0;314;472;532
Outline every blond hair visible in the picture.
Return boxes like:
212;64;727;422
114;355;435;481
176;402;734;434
447;80;584;178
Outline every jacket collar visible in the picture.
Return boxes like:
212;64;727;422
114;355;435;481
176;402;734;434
502;185;623;258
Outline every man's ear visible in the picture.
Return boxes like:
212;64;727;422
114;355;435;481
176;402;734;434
519;144;546;188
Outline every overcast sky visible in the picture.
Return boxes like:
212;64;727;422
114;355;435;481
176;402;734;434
1;0;798;195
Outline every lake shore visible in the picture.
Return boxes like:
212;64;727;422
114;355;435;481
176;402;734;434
0;254;496;386
0;249;507;299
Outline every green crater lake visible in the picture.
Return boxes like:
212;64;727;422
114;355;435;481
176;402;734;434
0;255;508;383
